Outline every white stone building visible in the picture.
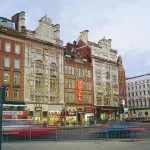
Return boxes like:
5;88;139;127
17;13;64;121
126;74;150;117
77;30;119;120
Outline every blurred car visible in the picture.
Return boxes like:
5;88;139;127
2;119;56;140
90;122;145;139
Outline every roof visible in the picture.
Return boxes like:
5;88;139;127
0;17;14;23
65;40;91;61
126;73;150;80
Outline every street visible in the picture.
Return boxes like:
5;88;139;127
2;141;150;150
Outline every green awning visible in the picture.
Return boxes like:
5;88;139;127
3;101;25;105
129;107;150;110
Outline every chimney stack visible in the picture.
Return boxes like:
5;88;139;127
2;20;7;28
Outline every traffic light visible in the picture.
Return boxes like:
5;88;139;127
119;103;124;114
0;85;6;102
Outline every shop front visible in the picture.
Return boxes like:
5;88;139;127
47;111;61;126
77;107;85;125
95;106;118;123
84;107;94;125
47;105;62;126
34;104;42;123
66;111;76;125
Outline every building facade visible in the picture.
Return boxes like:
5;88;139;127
126;74;150;118
0;16;25;105
64;41;94;125
12;12;64;124
77;30;119;122
117;55;126;105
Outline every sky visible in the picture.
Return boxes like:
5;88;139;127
0;0;150;78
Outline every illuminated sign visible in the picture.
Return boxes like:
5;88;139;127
76;75;85;79
76;79;83;102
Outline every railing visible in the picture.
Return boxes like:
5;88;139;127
1;122;150;142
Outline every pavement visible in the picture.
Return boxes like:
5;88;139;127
2;141;150;150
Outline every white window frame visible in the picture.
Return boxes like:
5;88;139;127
15;44;21;54
14;89;19;99
14;59;20;69
14;74;19;84
4;72;9;83
5;42;11;52
4;57;10;67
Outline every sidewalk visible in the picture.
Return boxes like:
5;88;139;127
2;141;150;150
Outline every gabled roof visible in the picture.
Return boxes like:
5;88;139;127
65;40;91;61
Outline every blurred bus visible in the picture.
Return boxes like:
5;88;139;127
2;104;28;119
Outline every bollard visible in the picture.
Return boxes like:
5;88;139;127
106;127;108;141
30;128;31;142
56;128;58;142
81;127;83;141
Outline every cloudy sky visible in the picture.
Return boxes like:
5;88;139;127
0;0;149;77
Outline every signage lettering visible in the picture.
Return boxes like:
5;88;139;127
3;111;23;115
76;79;83;102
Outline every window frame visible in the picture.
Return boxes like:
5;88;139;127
5;41;11;52
15;44;21;54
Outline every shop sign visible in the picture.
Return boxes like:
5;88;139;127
84;107;94;113
76;79;83;102
35;107;42;111
3;111;23;115
68;111;76;116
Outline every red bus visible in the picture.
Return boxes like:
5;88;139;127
2;104;28;119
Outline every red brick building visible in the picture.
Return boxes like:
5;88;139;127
117;55;127;106
0;17;25;104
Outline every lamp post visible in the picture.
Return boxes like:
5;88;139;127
0;85;6;150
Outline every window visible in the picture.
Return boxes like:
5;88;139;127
148;90;150;95
139;85;141;89
143;91;146;95
5;89;8;99
50;78;56;89
4;73;9;83
4;58;10;67
65;79;74;88
96;96;101;105
128;93;130;97
143;85;145;88
5;42;11;52
84;81;91;90
50;53;55;62
15;44;20;54
76;68;81;76
135;86;137;90
147;84;149;88
65;92;75;103
131;87;134;90
50;96;56;102
65;65;74;75
128;87;130;91
14;74;19;84
96;71;101;81
132;92;134;97
14;59;20;69
14;89;19;99
84;94;92;104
